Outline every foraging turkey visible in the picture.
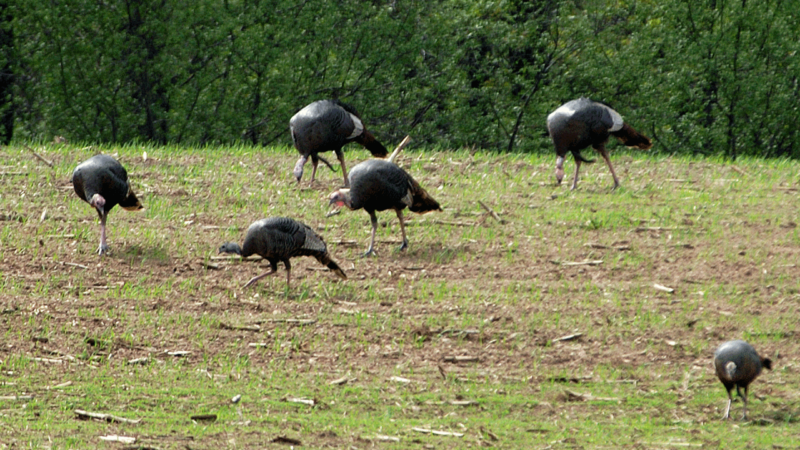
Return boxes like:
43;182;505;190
72;154;143;255
218;217;346;288
290;99;388;186
328;159;441;256
713;340;772;420
547;97;652;190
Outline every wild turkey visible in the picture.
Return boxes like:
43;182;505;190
72;154;143;255
713;340;772;420
290;99;388;187
547;97;652;190
218;217;346;288
328;159;441;256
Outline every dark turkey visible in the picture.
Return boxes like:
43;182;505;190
72;154;143;255
218;217;346;288
328;159;441;256
290;99;388;187
547;97;652;190
713;340;772;420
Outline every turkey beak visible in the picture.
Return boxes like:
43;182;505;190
325;194;341;217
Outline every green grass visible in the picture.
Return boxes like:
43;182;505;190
0;142;799;448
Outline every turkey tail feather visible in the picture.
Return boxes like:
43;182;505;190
356;130;389;157
120;188;143;211
409;179;442;213
612;123;652;150
317;253;347;280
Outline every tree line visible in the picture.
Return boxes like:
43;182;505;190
1;0;798;158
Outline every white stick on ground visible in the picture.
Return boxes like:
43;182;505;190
74;409;141;424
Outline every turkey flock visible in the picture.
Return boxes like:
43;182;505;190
71;97;774;421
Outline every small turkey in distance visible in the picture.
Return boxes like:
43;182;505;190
218;217;346;289
713;339;772;420
72;154;143;255
328;159;441;256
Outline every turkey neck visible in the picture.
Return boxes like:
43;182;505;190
337;189;353;208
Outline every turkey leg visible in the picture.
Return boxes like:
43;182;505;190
571;159;582;191
396;209;408;251
310;154;319;183
363;210;378;257
98;214;109;255
244;261;280;288
335;149;349;187
722;389;733;420
739;385;748;420
595;144;620;189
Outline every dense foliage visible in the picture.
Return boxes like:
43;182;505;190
3;0;798;157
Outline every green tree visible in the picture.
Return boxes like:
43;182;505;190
0;0;12;144
7;0;800;159
559;0;800;158
441;0;580;151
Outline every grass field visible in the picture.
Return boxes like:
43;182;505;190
1;142;799;449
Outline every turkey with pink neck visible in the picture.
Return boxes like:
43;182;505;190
328;159;441;256
72;154;143;255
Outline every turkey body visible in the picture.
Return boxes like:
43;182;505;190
328;159;441;256
290;99;388;186
547;97;652;190
72;154;143;255
713;340;772;420
218;217;346;288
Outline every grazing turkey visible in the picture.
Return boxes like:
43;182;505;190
547;97;652;190
328;159;441;256
713;340;772;420
290;99;388;187
218;217;346;289
72;154;143;255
